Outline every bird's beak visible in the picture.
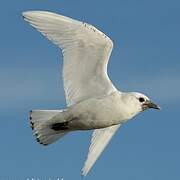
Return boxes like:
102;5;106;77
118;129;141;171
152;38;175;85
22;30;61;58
142;101;161;111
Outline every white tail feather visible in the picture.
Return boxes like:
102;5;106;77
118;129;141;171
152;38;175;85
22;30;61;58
29;110;69;145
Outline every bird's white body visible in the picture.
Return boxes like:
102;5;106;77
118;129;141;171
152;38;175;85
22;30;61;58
23;11;159;176
59;91;140;130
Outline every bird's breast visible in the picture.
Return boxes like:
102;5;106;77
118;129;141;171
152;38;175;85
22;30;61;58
68;91;133;130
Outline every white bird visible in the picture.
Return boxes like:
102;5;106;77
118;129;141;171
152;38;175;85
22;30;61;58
23;11;160;176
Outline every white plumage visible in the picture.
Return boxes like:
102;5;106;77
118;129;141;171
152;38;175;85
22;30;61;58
82;124;121;176
23;11;116;106
23;11;160;176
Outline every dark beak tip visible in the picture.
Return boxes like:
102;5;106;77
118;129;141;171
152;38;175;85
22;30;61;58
147;101;161;110
152;104;161;110
156;105;161;110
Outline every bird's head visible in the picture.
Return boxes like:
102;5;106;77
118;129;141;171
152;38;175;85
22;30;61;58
128;92;160;112
121;92;160;118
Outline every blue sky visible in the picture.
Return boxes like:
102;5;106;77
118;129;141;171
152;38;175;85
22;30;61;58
0;0;180;179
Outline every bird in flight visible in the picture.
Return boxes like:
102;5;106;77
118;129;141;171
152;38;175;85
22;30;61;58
23;11;160;176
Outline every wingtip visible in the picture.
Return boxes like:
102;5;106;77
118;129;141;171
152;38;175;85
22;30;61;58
81;165;90;177
81;170;86;178
22;11;34;22
22;11;32;19
22;11;27;20
22;11;41;19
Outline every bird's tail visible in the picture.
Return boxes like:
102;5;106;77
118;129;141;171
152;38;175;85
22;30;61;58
29;109;69;146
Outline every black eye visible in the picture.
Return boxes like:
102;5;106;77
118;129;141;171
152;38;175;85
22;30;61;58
139;97;145;103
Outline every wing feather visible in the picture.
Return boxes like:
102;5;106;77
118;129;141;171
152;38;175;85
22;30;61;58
23;11;117;106
82;124;121;176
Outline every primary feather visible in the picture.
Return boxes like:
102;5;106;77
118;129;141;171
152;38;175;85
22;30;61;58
23;11;116;107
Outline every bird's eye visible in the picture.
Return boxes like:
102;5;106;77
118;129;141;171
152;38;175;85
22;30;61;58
139;97;145;103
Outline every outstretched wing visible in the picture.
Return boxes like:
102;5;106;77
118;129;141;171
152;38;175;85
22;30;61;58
82;124;121;176
23;11;117;106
